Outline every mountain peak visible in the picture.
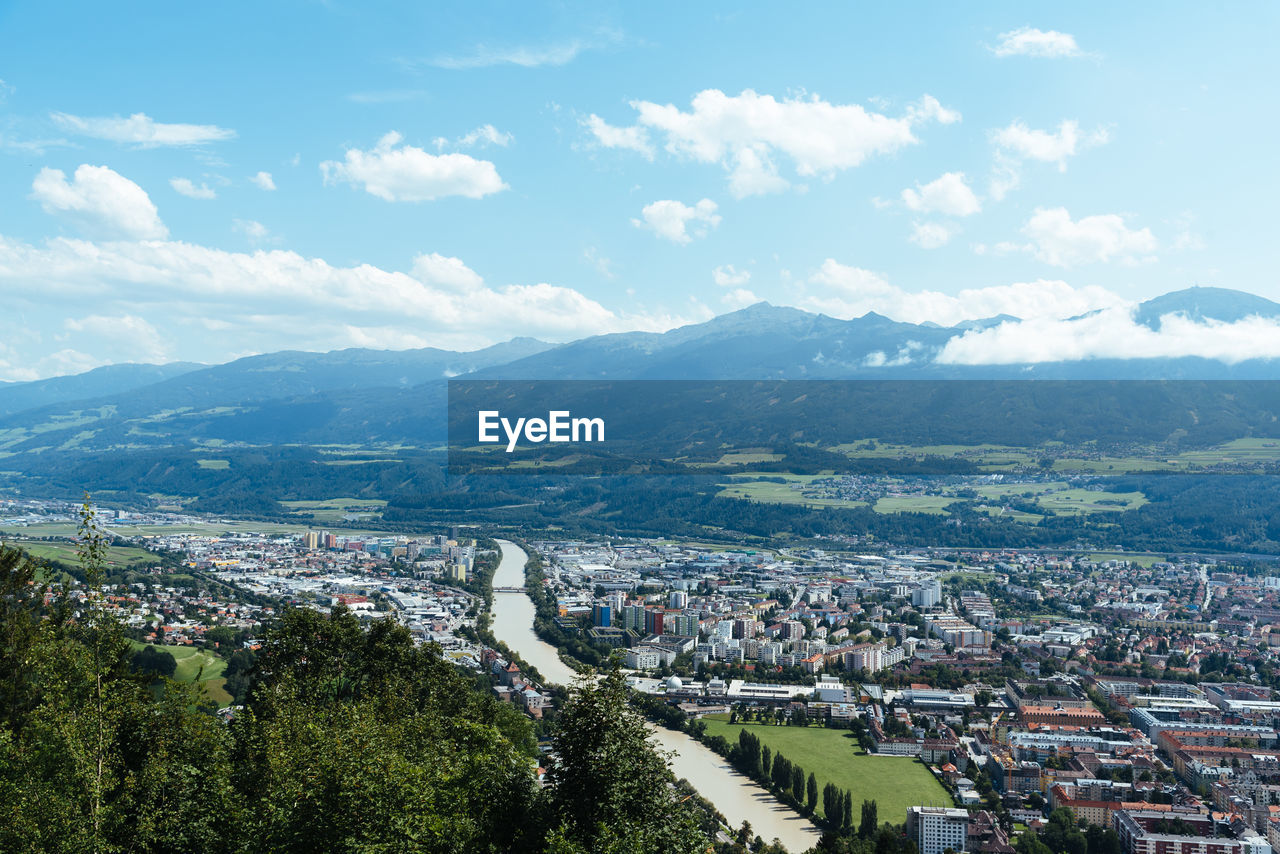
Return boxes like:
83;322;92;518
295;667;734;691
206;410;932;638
1134;286;1280;328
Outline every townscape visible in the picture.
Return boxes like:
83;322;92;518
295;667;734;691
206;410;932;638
9;490;1280;854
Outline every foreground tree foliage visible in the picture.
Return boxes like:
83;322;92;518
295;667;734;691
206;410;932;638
0;504;719;853
542;670;710;854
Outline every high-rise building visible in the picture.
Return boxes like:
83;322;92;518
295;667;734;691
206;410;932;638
907;807;969;854
669;590;689;609
912;579;942;608
303;530;321;550
592;603;612;627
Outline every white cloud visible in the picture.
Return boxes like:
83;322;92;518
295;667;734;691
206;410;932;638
598;88;960;197
903;94;963;126
721;288;760;310
63;314;169;363
582;246;615;279
992;120;1106;168
410;252;485;292
0;233;697;377
1021;207;1157;266
582;114;654;159
170;177;216;200
991;27;1083;58
455;124;513;148
901;172;981;217
800;258;1125;325
712;264;751;287
632;198;721;244
31;164;168;240
250;171;276;191
988;120;1108;199
938;308;1280;365
427;30;621;69
50;111;235;147
233;219;271;243
321;131;507;202
909;222;954;249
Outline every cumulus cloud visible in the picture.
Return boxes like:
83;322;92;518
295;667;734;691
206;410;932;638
991;27;1083;58
712;264;751;287
50;111;235;146
909;222;954;249
321;131;507;202
592;88;960;197
1021;207;1157;266
989;119;1108;199
582;114;654;159
410;252;485;292
0;233;697;378
938;309;1280;365
170;177;216;200
632;198;721;244
901;172;981;216
31;164;168;240
250;171;276;191
799;258;1125;325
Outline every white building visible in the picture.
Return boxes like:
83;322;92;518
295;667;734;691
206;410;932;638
907;806;969;854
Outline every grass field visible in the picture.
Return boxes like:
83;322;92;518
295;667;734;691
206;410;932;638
195;458;230;470
717;478;867;509
1;519;390;539
1087;552;1163;567
129;641;232;705
701;719;952;822
872;495;954;515
3;538;160;568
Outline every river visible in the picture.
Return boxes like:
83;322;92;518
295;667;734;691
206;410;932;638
489;539;821;853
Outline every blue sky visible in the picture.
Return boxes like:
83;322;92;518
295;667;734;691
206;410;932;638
1;1;1279;379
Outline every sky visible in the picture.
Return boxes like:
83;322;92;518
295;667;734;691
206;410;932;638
1;1;1279;380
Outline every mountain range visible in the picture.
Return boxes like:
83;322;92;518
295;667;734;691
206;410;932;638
2;286;1278;454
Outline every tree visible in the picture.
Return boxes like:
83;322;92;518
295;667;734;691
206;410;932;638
130;645;178;681
807;772;818;813
823;783;841;825
860;799;878;838
544;669;709;853
842;791;854;831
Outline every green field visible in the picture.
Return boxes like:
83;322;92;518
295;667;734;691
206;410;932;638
195;458;230;470
1086;552;1163;567
130;641;232;705
702;719;952;822
717;477;867;509
871;495;955;515
3;538;161;568
1;519;390;539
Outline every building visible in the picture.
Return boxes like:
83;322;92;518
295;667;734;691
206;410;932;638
913;580;942;609
908;806;970;854
1114;809;1271;854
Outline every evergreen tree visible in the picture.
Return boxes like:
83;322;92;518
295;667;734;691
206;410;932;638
807;772;819;813
860;799;879;838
